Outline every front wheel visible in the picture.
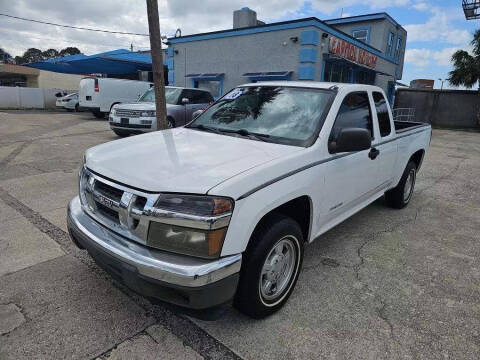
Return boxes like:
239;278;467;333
234;214;304;319
113;129;130;137
385;161;417;209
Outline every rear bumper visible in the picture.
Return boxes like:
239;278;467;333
67;197;241;309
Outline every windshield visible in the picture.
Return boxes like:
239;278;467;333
187;86;334;146
138;87;182;104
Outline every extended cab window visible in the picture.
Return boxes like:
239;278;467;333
330;92;373;141
373;92;392;137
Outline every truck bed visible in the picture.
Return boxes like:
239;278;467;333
394;120;429;133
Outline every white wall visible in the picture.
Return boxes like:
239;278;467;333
0;86;70;109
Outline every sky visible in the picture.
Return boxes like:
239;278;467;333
0;0;477;89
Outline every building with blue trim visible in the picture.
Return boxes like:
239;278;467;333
166;8;406;104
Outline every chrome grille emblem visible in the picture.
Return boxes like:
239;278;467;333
119;192;137;229
79;168;155;245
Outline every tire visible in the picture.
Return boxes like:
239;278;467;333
113;129;130;137
92;111;105;119
75;103;79;112
385;161;417;209
233;213;304;319
167;117;175;129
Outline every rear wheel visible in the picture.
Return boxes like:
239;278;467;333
385;161;417;209
92;111;105;119
113;129;130;137
234;213;304;319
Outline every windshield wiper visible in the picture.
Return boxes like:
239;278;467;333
188;124;222;134
219;128;271;142
189;125;271;142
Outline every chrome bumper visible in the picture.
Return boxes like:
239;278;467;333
67;196;241;305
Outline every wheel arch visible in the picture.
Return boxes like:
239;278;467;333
249;195;312;247
110;102;120;111
167;115;176;127
409;149;425;170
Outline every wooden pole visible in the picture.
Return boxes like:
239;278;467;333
146;0;168;130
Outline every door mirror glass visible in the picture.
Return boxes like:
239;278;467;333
181;97;190;105
329;128;371;154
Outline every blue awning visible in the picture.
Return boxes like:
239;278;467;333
25;49;153;75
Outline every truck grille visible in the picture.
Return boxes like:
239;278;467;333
79;168;159;246
115;109;142;118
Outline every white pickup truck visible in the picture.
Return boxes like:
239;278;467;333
67;82;431;318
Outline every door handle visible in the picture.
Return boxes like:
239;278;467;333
368;147;380;160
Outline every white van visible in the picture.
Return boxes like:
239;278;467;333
79;77;152;118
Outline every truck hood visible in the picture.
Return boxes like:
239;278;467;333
85;128;301;194
114;102;177;110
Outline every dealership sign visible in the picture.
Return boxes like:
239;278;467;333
329;36;378;69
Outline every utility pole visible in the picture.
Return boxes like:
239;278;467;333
146;0;168;130
130;43;134;52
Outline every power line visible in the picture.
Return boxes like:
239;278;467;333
0;13;149;36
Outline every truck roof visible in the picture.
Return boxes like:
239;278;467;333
239;81;382;91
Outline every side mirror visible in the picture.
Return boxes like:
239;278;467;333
181;98;190;105
328;128;371;154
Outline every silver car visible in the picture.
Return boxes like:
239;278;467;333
109;87;213;137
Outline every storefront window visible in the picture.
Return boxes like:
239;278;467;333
324;62;351;83
355;70;375;85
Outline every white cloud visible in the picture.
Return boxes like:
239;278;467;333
404;6;471;45
405;47;463;67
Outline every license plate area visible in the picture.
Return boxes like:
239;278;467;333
121;118;129;125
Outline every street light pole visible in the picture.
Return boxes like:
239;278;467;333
438;78;445;91
146;0;168;130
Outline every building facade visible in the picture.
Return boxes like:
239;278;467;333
166;8;407;104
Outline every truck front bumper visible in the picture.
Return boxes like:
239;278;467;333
67;197;241;309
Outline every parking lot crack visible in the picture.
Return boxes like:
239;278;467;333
0;141;31;168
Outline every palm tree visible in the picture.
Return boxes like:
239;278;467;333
448;29;480;89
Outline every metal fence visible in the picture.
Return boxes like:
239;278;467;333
393;108;416;122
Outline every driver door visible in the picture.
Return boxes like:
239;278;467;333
181;90;204;123
319;91;379;229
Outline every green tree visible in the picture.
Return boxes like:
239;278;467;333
42;48;59;59
14;47;82;64
0;47;13;63
15;48;43;64
59;47;81;57
448;29;480;89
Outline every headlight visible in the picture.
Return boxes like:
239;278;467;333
141;110;156;117
147;194;234;259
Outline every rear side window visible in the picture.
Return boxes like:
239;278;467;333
330;92;373;141
373;92;391;137
182;90;213;104
195;91;214;103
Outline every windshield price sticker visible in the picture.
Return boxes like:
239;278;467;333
224;88;246;100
